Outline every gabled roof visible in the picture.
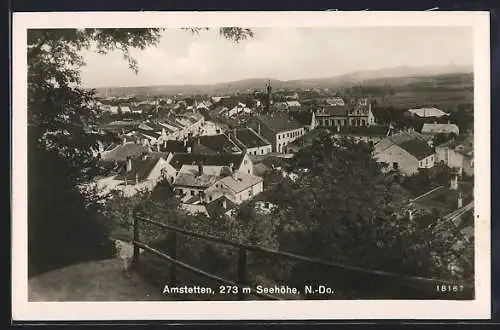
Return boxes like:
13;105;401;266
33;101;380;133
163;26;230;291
374;130;431;155
398;139;435;160
218;171;263;193
100;143;148;162
135;128;161;139
169;153;246;170
408;107;449;118
233;128;271;148
389;130;429;144
164;140;188;153
192;143;218;155
254;112;303;133
197;134;242;154
205;195;237;217
173;171;219;189
114;155;164;182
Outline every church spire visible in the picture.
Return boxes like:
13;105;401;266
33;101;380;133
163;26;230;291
265;79;272;112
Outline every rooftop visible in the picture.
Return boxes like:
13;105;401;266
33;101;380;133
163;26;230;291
399;139;435;160
114;155;164;182
164;140;188;153
173;171;219;189
421;123;460;135
317;105;348;116
218;171;263;193
408;107;449;118
197;134;242;154
205;195;237;217
169;153;246;170
100;143;148;162
232;128;271;149
255;112;303;133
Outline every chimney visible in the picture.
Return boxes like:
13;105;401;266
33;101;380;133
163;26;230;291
450;171;458;190
198;163;203;176
222;198;227;210
126;157;132;172
457;191;463;208
98;141;104;153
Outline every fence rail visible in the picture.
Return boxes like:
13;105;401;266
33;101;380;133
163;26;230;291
131;214;474;300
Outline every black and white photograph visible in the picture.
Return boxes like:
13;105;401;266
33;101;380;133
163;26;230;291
12;11;490;320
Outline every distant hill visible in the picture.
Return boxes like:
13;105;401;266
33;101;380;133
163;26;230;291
93;64;473;97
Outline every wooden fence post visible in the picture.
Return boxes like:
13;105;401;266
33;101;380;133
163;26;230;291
131;211;140;270
237;248;248;300
169;231;177;286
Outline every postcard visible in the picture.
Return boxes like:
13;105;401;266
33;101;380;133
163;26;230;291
12;11;491;320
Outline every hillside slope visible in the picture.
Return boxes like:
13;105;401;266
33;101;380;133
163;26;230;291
93;65;472;97
29;259;166;301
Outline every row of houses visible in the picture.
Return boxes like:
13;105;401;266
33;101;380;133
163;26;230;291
94;113;208;154
94;149;264;218
371;129;473;177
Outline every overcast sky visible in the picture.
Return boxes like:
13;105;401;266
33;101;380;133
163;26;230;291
80;27;473;88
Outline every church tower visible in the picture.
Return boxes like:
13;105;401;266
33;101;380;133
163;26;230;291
264;79;272;112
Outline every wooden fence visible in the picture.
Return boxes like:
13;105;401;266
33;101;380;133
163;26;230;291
131;213;474;300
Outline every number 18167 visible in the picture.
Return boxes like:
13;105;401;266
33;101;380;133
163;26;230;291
436;285;464;293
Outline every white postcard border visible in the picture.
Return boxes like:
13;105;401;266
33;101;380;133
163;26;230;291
12;11;491;321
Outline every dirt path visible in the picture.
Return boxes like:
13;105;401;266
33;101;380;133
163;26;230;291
28;259;166;301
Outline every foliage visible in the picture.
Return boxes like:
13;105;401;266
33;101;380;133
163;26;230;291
265;133;472;297
433;133;457;147
400;163;451;197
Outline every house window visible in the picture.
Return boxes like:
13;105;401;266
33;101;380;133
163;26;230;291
261;149;264;155
191;190;195;196
209;196;213;201
393;162;399;170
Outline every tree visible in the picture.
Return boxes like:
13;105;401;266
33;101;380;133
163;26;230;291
28;28;254;277
268;133;472;297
